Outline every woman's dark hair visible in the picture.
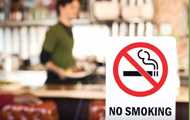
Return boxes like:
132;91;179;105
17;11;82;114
56;0;75;15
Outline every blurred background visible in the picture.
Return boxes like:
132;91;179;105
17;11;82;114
0;0;188;120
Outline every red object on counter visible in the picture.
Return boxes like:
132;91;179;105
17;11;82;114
0;101;59;120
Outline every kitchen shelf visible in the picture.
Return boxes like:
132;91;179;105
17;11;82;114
0;18;92;27
0;20;57;27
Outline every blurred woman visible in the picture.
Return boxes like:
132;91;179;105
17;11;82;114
40;0;80;84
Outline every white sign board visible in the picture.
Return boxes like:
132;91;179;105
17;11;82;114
106;37;179;120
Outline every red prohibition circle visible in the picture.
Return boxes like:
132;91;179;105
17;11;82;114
113;42;168;97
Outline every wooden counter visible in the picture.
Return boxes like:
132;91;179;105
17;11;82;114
0;84;188;102
21;85;189;102
31;84;105;100
30;84;188;102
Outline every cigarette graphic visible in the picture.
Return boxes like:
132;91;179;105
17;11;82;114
123;71;158;77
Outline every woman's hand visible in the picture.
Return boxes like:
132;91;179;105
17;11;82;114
57;68;65;79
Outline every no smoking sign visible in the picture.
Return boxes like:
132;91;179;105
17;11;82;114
106;37;178;120
113;42;168;97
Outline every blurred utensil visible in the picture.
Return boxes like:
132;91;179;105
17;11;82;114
121;0;139;22
112;22;119;36
12;27;20;54
0;28;4;53
129;23;136;36
119;22;128;36
139;0;154;20
137;22;145;36
20;27;29;60
145;22;154;36
93;0;120;21
4;28;12;54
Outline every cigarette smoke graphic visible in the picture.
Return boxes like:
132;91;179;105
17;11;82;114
137;49;159;76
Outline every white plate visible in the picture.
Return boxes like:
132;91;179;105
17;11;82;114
64;62;96;79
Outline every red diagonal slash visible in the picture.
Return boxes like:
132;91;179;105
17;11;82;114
124;52;158;87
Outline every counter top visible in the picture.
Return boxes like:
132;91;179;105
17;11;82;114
0;84;188;102
0;71;188;102
33;85;189;103
31;84;105;100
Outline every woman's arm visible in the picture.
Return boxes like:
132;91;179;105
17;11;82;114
40;49;65;79
46;61;65;79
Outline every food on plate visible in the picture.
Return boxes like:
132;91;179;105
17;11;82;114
63;62;96;79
